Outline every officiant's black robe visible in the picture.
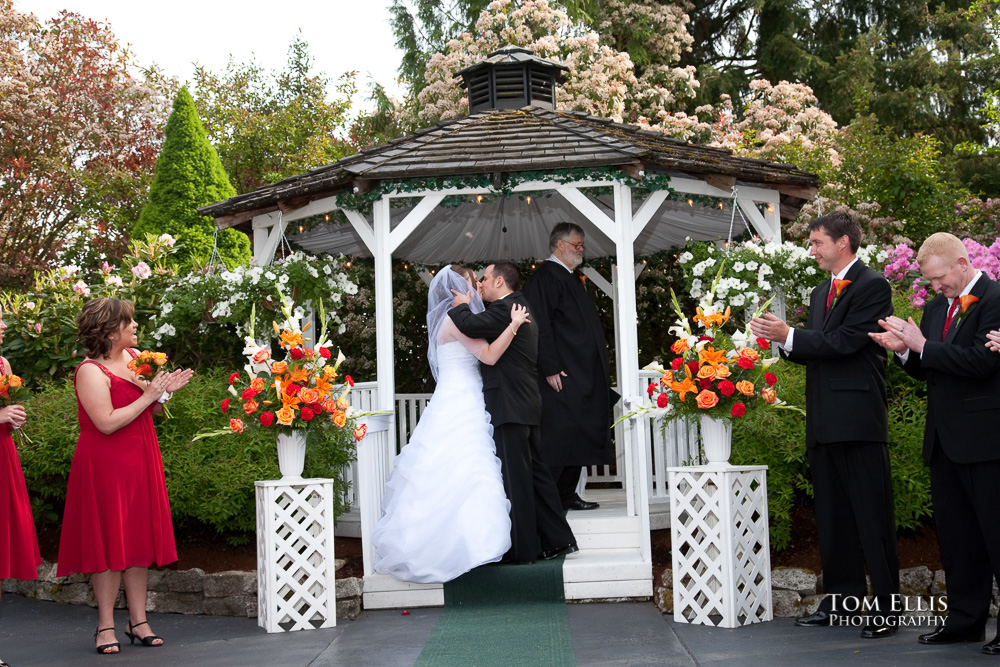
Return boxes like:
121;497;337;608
523;261;614;467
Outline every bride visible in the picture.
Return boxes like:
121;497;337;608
371;265;527;583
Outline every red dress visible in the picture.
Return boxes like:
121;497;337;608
0;359;42;580
56;358;177;575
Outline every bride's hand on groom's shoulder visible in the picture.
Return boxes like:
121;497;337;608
510;303;531;329
450;288;472;307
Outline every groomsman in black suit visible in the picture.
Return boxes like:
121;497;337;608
751;211;898;639
871;232;1000;654
449;261;577;563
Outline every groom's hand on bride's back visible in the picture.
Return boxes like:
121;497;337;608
450;288;473;307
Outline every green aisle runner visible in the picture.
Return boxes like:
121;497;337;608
415;559;576;666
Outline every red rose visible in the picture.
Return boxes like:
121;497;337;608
285;383;300;396
241;387;257;401
656;392;669;408
229;372;240;385
765;372;777;386
697;335;714;343
647;382;657;397
318;346;331;359
345;375;355;387
290;348;304;360
737;357;754;370
756;337;770;349
301;407;315;421
718;380;735;397
686;361;700;375
671;357;684;371
731;403;746;418
699;378;713;389
221;399;230;413
259;412;275;427
310;403;323;414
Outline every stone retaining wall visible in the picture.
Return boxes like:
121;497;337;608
2;560;362;621
655;566;999;619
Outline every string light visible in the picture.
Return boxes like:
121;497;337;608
688;199;693;207
325;214;329;221
526;195;532;204
298;225;304;233
476;195;483;203
766;205;774;213
718;202;724;209
346;261;351;268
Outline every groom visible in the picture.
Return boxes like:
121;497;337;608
449;261;577;563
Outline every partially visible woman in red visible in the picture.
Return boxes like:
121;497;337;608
0;304;42;667
57;298;193;655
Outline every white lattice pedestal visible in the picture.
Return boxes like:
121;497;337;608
255;478;336;633
667;465;772;628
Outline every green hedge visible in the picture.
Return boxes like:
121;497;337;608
19;367;354;544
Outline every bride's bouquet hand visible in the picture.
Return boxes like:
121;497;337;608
510;303;531;332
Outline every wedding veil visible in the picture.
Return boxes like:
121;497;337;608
426;265;484;382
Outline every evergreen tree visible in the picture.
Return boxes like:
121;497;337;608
133;86;250;269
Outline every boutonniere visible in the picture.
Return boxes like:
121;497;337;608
578;273;587;286
952;294;979;329
829;278;852;309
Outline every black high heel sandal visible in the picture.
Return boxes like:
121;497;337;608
95;627;120;655
124;620;163;647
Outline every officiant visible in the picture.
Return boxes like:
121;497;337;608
524;222;617;511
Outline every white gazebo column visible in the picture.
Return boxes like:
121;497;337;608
359;194;398;578
611;183;652;567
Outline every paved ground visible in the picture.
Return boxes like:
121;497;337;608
1;594;997;666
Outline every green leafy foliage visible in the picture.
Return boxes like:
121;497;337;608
132;86;250;270
18;367;355;543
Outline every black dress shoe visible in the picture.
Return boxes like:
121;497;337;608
540;543;579;560
861;622;897;639
795;610;834;627
565;498;599;511
983;636;1000;655
918;626;985;644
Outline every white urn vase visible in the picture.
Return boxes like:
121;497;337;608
276;430;307;481
699;414;733;467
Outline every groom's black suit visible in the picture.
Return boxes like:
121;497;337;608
450;291;575;562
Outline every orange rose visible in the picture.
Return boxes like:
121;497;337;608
152;352;168;365
714;364;731;379
333;410;347;428
244;399;259;415
696;364;717;380
8;375;22;388
336;398;349;412
271;361;288;374
321;399;337;413
229;418;245;433
253;349;271;363
735;380;755;396
737;347;761;362
250;377;266;393
762;386;777;404
276;407;296;426
298;387;320;404
671;339;690;354
695;389;719;409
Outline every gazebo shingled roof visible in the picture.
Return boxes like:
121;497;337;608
199;106;819;232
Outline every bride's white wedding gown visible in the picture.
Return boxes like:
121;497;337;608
371;337;512;583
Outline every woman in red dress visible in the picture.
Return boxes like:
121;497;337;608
57;298;193;655
1;305;41;667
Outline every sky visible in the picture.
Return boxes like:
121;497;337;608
15;0;407;105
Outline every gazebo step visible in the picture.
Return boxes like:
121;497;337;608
362;574;443;609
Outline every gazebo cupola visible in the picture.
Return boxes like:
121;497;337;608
457;45;569;113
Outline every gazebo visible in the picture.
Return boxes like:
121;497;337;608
200;46;819;608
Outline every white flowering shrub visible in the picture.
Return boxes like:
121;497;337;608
674;238;885;319
0;236;358;385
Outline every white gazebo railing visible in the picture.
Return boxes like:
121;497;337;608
340;374;701;534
